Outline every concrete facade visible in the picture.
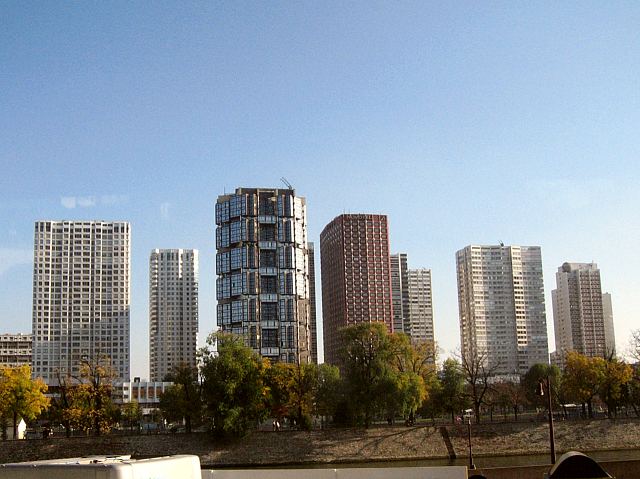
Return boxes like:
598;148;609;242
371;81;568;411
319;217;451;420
112;379;173;413
456;244;549;376
149;249;199;381
0;333;32;368
552;262;615;365
407;268;434;343
32;221;130;384
308;242;318;364
390;253;409;334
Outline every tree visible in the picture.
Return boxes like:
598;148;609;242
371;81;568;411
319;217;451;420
160;363;202;433
563;352;605;418
522;363;562;411
390;335;437;379
599;356;632;418
390;335;437;409
288;363;318;430
418;372;443;424
121;400;142;432
200;332;268;437
75;354;120;435
459;349;501;423
0;365;50;439
264;362;294;421
627;363;640;417
493;379;526;421
313;363;341;427
629;330;640;362
47;371;75;437
439;358;467;423
340;323;403;427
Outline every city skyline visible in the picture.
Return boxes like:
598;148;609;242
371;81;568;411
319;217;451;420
1;3;639;377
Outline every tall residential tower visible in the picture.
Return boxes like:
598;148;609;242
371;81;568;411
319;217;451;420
407;268;434;343
32;220;130;384
552;262;615;363
149;249;199;381
320;214;393;366
215;188;312;364
390;253;409;334
308;242;318;364
456;244;548;376
390;254;435;343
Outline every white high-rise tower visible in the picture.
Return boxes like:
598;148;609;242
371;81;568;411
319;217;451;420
32;220;130;384
149;249;199;381
552;262;615;364
456;244;549;376
407;268;434;343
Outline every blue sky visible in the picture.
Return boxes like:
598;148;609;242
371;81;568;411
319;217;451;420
1;2;639;378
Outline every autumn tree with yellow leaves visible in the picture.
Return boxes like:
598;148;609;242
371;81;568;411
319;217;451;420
0;365;50;440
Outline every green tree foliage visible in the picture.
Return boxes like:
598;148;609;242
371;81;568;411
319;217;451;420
313;363;341;426
0;365;50;439
438;358;467;423
160;363;202;433
522;363;562;411
288;363;318;430
390;335;437;423
121;399;142;432
264;362;294;420
200;332;268;437
340;323;394;427
340;324;427;426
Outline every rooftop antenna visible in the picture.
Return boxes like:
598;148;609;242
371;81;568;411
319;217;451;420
280;177;293;190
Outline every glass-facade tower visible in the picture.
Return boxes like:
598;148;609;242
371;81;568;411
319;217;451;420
215;188;311;364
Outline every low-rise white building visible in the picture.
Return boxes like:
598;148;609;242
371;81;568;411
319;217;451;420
112;379;173;414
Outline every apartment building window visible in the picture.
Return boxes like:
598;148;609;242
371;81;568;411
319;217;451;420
261;328;278;348
261;302;277;321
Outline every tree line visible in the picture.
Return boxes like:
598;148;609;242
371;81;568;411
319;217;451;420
159;325;640;433
2;327;640;439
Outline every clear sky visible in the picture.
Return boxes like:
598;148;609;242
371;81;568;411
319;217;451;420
1;2;639;378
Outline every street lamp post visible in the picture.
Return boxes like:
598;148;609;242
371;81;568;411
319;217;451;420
536;376;556;464
464;411;475;470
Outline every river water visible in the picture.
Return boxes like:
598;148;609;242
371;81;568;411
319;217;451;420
212;449;640;470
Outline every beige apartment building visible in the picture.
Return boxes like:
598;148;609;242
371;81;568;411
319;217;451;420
149;249;199;381
552;262;615;366
456;244;549;376
407;268;434;343
32;221;130;384
0;333;32;368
